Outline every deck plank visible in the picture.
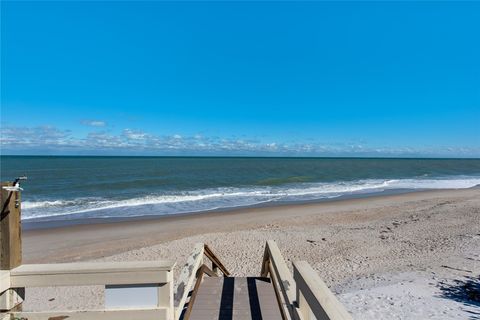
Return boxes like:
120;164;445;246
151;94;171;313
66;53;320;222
189;277;282;320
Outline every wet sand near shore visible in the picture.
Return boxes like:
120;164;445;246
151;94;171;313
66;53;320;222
23;188;479;264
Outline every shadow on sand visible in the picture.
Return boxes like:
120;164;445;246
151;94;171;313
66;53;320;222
437;275;480;319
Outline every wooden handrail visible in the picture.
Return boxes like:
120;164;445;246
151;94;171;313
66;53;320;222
174;243;204;320
196;264;217;278
174;243;230;320
204;244;230;276
10;260;175;287
268;260;289;320
261;240;352;320
293;261;352;320
261;240;296;319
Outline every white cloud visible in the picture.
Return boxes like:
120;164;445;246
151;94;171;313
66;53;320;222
1;125;479;157
81;120;106;127
0;126;73;148
122;129;147;140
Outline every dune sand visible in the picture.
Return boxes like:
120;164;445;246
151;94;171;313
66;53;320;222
21;188;480;319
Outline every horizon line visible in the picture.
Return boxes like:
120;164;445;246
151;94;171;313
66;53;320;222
1;154;480;160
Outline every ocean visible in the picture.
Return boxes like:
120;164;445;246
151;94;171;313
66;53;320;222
1;156;479;225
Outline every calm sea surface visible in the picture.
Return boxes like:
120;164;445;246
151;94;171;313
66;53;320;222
1;156;479;223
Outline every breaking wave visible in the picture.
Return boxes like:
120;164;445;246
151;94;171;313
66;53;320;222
21;176;480;221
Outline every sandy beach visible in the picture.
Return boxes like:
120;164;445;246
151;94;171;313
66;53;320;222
22;188;480;319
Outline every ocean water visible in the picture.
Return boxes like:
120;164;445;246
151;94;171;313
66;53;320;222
1;156;479;223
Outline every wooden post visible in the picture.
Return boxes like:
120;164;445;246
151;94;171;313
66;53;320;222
157;271;174;319
211;261;219;276
293;261;352;320
1;181;22;270
1;181;24;312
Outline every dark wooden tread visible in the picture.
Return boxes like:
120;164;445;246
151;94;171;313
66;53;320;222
188;276;283;320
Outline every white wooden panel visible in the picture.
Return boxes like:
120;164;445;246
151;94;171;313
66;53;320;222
105;284;159;309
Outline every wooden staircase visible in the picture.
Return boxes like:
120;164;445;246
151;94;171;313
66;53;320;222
188;277;282;320
175;242;352;320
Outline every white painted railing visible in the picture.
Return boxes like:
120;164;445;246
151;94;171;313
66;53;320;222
261;239;297;319
293;261;352;320
262;240;352;320
1;260;176;320
173;243;230;320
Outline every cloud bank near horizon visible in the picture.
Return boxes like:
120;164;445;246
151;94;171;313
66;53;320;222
0;125;478;157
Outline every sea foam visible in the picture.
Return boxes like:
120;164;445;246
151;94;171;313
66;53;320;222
21;176;480;221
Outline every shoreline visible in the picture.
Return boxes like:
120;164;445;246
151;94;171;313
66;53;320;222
23;187;479;264
23;187;423;230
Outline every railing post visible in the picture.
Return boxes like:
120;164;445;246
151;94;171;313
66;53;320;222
1;181;24;311
1;181;22;270
158;270;174;319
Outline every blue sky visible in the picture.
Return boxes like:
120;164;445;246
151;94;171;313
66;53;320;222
1;1;479;157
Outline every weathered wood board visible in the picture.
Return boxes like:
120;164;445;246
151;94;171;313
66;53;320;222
1;182;22;270
189;277;283;320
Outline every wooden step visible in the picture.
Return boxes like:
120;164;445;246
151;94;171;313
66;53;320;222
189;277;283;320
